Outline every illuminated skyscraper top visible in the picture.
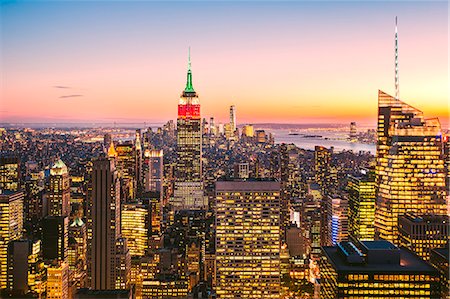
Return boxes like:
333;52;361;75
178;48;200;119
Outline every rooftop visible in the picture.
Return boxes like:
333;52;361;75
216;180;280;192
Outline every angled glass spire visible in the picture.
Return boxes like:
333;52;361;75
184;47;195;93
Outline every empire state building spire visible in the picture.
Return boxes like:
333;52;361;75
395;16;399;100
184;47;195;93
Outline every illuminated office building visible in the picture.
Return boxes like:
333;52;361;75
314;146;332;195
90;157;130;290
47;260;69;299
42;215;69;262
173;49;204;210
0;156;20;192
116;142;137;201
143;274;188;298
233;163;249;179
48;159;70;217
321;195;348;246
143;149;163;194
375;90;447;243
113;237;131;290
320;240;440;298
0;191;23;289
347;169;376;241
398;213;449;260
121;203;148;257
215;180;281;298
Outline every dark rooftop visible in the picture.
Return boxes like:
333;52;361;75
322;243;438;274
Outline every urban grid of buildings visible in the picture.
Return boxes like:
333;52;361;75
0;19;449;299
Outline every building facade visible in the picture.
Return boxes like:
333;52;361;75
375;90;447;243
215;180;281;298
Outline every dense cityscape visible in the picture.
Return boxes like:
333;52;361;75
1;5;449;299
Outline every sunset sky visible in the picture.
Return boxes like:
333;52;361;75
1;1;448;127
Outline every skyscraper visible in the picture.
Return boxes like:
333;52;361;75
48;159;70;217
143;149;163;195
229;105;236;133
314;146;332;195
347;168;376;241
90;157;129;290
375;90;447;243
0;191;23;289
173;49;204;210
215;180;281;298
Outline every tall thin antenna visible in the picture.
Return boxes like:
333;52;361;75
188;46;191;70
395;16;399;100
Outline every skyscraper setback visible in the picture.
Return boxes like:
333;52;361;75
172;49;205;210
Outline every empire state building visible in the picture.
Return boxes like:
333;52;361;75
172;49;205;210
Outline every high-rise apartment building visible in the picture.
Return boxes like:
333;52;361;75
375;90;447;243
90;157;129;290
347;168;376;241
0;191;23;289
320;240;441;298
398;213;449;260
229;105;236;133
48;159;70;216
215;180;281;298
173;50;204;210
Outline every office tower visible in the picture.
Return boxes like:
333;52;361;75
349;121;357;139
48;159;70;216
47;260;69;299
209;117;216;135
90;157;129;290
68;218;87;288
135;129;143;196
444;135;450;207
42;215;69;262
233;162;249;179
347;168;376;241
398;213;449;260
241;124;254;138
6;240;45;297
143;149;163;194
0;156;20;191
116;142;137;201
173;49;204;210
121;203;148;257
314;146;332;195
375;90;447;243
215;180;281;298
429;244;449;299
0;191;23;288
320;240;440;298
321;195;348;246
